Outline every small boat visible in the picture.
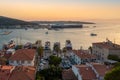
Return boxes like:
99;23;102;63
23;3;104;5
90;33;97;36
45;31;48;34
25;27;28;30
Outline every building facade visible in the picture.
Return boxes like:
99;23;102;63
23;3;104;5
92;40;120;61
9;49;36;66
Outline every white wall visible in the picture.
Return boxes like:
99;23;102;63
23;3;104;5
9;60;34;66
92;45;109;61
72;65;82;80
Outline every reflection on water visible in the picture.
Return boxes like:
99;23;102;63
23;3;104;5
0;21;120;49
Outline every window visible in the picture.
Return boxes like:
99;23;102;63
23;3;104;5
16;60;19;63
28;61;31;64
21;60;24;64
10;60;13;63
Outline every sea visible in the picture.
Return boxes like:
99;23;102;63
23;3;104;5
0;20;120;50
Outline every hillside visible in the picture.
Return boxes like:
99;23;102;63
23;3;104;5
0;16;35;26
31;21;95;24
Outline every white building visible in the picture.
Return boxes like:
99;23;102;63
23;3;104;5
92;39;120;61
9;49;36;66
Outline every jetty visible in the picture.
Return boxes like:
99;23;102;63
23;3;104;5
0;31;12;35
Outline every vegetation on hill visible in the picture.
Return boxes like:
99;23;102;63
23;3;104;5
32;21;95;24
0;16;36;26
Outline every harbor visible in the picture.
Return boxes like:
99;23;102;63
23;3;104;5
0;21;120;50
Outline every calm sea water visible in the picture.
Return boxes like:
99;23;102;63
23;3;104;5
0;20;120;50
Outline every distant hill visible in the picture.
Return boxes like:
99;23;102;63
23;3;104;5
31;21;95;24
0;16;36;26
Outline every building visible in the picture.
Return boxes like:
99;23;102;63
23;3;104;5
9;66;36;80
0;65;35;80
62;69;78;80
91;63;112;80
0;65;15;80
92;39;120;61
69;50;97;64
72;65;97;80
9;49;36;66
63;63;112;80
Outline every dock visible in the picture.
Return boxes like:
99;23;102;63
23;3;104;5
0;31;12;35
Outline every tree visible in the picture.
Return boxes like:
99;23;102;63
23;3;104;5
15;45;23;50
39;66;62;80
108;54;120;61
37;46;44;58
104;67;120;80
114;62;120;68
53;44;61;56
62;47;67;53
49;55;62;66
88;46;92;54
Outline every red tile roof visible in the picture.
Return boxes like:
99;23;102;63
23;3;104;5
73;50;96;59
92;42;120;50
92;63;112;77
76;65;97;80
0;65;14;80
62;69;78;80
9;49;36;61
9;66;35;80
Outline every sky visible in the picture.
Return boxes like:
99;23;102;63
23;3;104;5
0;0;120;21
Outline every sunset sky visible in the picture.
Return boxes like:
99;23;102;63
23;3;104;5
0;0;120;21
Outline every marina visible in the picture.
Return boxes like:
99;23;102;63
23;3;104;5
0;21;120;50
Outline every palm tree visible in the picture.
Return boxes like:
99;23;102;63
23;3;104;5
37;46;44;59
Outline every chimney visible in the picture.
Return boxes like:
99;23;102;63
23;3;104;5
86;68;89;70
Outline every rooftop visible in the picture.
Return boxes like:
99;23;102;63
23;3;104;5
0;65;14;80
62;69;78;80
73;50;96;59
9;49;36;61
76;65;97;80
9;66;35;80
92;41;120;50
92;63;112;77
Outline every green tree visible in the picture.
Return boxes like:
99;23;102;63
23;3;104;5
15;45;23;50
62;47;67;56
62;47;67;53
37;46;44;58
53;44;61;56
108;54;120;61
39;66;62;80
49;55;61;66
88;46;92;54
114;62;120;68
104;67;120;80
